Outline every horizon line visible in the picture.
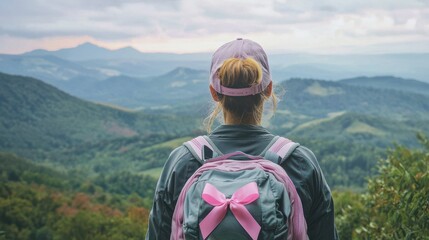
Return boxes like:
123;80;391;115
3;41;429;56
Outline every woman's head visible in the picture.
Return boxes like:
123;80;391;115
206;38;277;132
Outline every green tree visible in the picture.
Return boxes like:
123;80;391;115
336;134;429;239
333;190;365;239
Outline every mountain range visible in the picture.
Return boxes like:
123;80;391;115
1;42;428;113
77;67;209;109
1;42;429;86
21;42;211;78
24;42;211;62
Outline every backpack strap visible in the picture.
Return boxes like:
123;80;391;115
264;136;300;164
185;135;299;164
183;136;222;164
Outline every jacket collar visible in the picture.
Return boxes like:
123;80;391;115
209;124;272;139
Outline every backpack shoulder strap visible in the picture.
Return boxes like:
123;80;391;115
263;136;300;164
183;136;222;164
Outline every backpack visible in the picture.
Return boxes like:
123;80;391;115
171;135;307;240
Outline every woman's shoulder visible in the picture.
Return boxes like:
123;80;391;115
282;144;324;183
284;144;330;214
290;145;319;168
169;145;194;161
161;145;197;174
156;145;200;193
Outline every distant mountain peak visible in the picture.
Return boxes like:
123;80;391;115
23;41;108;58
117;46;138;51
75;42;103;49
73;43;143;55
22;42;146;61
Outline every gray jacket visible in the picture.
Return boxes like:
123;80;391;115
146;125;338;239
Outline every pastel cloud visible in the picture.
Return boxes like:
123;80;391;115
0;0;428;54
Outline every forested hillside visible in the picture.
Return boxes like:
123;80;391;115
79;67;209;108
278;78;429;118
339;76;429;96
0;54;106;85
0;72;198;156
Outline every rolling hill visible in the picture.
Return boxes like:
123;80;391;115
77;67;210;109
46;135;193;176
24;42;145;61
270;52;429;82
339;76;429;96
278;78;429;119
0;72;198;156
0;54;106;84
279;112;429;147
270;111;429;187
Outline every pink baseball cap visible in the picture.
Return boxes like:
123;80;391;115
210;38;272;96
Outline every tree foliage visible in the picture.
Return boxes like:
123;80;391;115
0;153;152;240
335;134;429;239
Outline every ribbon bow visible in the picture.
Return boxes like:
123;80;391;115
199;182;261;240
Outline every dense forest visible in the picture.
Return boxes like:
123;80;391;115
0;153;154;240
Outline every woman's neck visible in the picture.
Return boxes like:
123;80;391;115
223;111;261;125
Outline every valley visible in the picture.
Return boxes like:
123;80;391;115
1;70;428;189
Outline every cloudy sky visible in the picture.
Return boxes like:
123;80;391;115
1;0;428;54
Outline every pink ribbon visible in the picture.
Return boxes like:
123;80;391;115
199;182;261;240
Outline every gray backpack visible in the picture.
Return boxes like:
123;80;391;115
170;136;307;240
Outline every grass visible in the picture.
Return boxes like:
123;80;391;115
304;82;344;96
294;111;346;131
345;121;386;136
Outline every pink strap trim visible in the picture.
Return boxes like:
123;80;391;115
218;83;264;96
277;142;296;159
268;137;294;159
199;182;260;240
187;136;214;160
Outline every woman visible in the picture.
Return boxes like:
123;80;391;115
146;38;338;239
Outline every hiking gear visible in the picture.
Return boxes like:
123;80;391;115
145;125;338;240
170;135;307;240
210;38;272;96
